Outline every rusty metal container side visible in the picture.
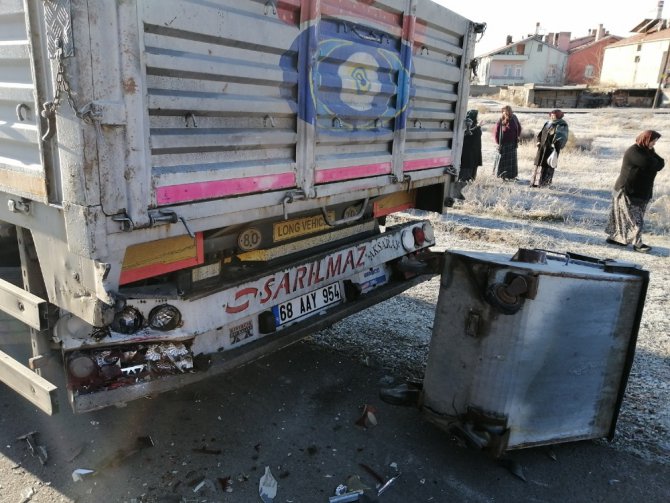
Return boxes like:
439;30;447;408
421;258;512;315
422;250;649;453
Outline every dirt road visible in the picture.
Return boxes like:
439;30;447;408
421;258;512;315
1;325;669;503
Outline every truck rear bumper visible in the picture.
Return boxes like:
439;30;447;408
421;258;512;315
71;273;435;413
66;220;439;412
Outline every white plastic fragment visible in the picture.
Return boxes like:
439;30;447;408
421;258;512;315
258;466;278;502
71;468;96;482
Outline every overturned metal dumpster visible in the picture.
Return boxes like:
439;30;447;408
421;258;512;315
421;249;649;455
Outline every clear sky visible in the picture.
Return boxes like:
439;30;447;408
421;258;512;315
434;0;663;56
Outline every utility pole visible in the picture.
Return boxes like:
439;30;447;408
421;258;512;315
653;40;670;108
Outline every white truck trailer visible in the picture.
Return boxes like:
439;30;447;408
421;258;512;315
0;0;482;414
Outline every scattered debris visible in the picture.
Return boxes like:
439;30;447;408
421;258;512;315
328;489;364;502
218;476;233;493
358;463;384;485
17;432;48;466
71;468;96;482
68;342;194;395
187;475;205;488
355;404;378;428
192;446;222;455
379;383;421;407
359;462;401;497
377;473;400;496
259;466;278;503
546;448;557;461
193;478;216;493
345;475;369;492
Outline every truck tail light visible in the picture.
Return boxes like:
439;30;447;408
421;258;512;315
401;229;416;251
422;223;434;243
111;306;144;334
412;226;426;246
148;305;182;331
68;354;97;380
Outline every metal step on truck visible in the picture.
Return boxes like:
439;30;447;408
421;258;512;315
0;0;481;415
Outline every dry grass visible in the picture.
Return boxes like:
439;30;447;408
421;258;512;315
460;107;670;235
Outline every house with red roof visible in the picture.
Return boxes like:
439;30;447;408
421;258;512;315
565;25;623;84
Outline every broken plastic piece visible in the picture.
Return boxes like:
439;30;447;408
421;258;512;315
72;468;96;482
329;490;363;502
377;473;400;496
354;404;378;428
259;466;278;502
17;432;47;466
193;478;216;493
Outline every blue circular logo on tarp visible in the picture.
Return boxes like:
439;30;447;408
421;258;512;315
280;21;412;135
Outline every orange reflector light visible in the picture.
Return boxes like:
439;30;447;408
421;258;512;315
412;226;426;246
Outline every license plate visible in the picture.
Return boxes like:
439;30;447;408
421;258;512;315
272;282;342;326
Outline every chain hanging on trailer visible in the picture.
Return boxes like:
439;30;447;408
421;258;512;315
40;41;95;140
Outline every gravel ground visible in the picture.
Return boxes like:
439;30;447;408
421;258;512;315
311;210;670;466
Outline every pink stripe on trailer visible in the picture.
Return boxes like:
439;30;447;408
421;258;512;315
403;156;451;171
156;172;296;205
315;162;392;184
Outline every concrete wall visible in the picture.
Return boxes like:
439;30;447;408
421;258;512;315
469;85;504;96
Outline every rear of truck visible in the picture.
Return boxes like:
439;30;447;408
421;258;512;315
0;0;479;413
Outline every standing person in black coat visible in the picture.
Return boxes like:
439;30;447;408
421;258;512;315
446;109;482;206
493;105;521;180
530;109;569;187
605;130;664;253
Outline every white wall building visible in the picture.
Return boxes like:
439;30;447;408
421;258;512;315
474;32;569;86
600;28;670;88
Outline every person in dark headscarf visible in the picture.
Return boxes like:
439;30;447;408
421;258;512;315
605;130;664;253
493;105;521;180
459;110;483;183
530;109;569;187
445;109;483;206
